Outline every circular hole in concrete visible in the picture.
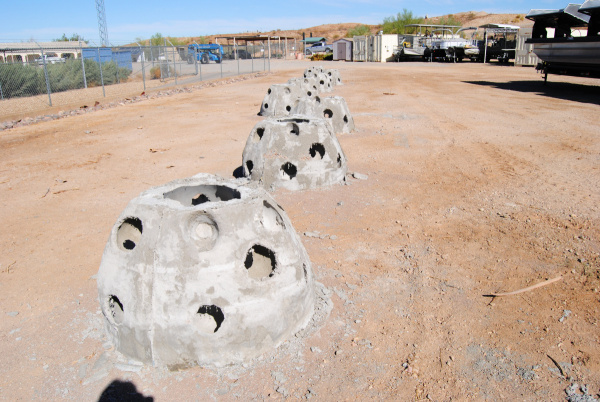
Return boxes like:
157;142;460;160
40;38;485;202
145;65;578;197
286;105;291;112
195;222;214;239
106;295;124;326
315;96;321;104
267;88;271;94
307;91;312;97
244;245;276;279
337;78;341;83
196;305;224;333
116;217;143;251
190;214;219;249
328;72;332;76
264;103;269;109
288;123;300;136
246;160;254;176
309;143;325;159
262;200;285;231
320;80;324;85
281;162;297;180
253;127;264;143
343;115;348;123
324;109;333;119
164;185;241;207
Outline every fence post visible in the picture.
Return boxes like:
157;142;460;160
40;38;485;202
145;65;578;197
172;46;177;85
220;52;223;78
40;48;53;107
236;43;240;76
97;48;106;97
115;48;120;84
251;44;254;73
80;43;87;88
138;44;146;92
0;81;3;100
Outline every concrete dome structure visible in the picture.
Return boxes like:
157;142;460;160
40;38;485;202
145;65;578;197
97;174;315;368
242;115;347;191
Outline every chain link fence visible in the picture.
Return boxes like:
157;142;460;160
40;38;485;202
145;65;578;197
0;42;293;122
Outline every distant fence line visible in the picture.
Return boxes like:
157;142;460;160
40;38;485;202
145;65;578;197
0;42;296;121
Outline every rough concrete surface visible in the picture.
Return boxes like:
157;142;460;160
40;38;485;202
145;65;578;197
242;115;347;191
97;173;315;367
294;95;356;134
1;60;600;400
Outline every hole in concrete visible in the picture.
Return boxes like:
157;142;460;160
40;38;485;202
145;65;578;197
309;143;325;159
284;87;291;94
107;295;124;325
328;72;332;76
344;115;348;123
286;105;291;112
262;200;285;230
303;264;308;282
190;214;219;249
244;245;276;279
246;160;254;176
281;162;297;180
320;80;324;85
267;88;271;94
264;103;269;109
196;305;224;333
337;153;342;168
307;91;312;97
337;78;341;83
164;185;241;207
324;109;333;119
253;127;264;143
117;217;143;251
192;193;210;205
289;123;300;136
315;96;321;104
195;222;214;239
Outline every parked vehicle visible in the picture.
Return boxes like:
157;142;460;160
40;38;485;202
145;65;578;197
228;49;252;59
35;54;66;65
187;44;223;64
305;41;333;55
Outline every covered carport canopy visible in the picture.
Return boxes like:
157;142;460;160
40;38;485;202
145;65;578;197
214;35;299;59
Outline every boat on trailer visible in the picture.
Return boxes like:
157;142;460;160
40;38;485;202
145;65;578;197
526;1;600;80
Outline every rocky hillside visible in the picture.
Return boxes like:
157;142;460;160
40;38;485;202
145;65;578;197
169;11;533;45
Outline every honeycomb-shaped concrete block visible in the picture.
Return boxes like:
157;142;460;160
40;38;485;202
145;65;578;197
242;115;347;191
97;174;315;367
258;83;306;116
293;95;355;135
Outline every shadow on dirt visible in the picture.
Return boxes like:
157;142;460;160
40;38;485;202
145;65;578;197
463;80;600;106
98;380;153;402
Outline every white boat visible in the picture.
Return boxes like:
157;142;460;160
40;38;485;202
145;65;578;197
526;1;600;77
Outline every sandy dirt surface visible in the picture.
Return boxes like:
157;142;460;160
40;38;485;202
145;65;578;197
1;59;599;400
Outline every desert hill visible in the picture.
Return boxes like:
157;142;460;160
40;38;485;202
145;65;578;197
157;11;534;45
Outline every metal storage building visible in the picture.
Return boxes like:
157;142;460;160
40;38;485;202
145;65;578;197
332;39;352;61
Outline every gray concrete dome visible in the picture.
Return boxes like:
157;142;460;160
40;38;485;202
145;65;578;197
242;115;348;191
97;174;315;368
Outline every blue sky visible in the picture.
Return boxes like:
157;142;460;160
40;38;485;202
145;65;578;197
1;0;567;44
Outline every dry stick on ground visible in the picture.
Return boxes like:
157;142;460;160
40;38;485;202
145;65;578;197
483;276;563;297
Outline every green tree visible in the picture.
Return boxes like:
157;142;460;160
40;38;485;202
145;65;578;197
54;33;88;43
346;25;371;37
150;33;165;46
382;9;424;34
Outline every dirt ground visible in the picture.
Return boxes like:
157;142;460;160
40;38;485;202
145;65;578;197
1;59;599;401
